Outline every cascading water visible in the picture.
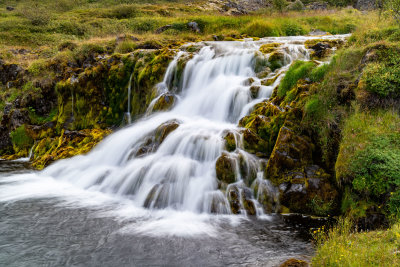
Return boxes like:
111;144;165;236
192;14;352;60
7;35;348;216
125;72;134;124
0;35;350;266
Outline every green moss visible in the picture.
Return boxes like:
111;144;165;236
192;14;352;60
10;125;33;154
277;60;315;98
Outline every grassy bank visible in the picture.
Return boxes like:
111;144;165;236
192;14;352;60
0;0;364;65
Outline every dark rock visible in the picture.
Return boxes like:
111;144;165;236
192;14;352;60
155;119;180;144
355;0;376;10
0;125;13;153
250;85;260;98
309;42;331;59
6;6;14;11
227;185;241;214
9;109;30;131
0;61;24;85
155;25;172;34
187;21;200;33
306;2;328;10
280;258;309;267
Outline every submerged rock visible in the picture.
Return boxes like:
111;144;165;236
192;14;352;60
223;131;237;152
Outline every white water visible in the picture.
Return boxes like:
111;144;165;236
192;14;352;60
125;72;134;124
0;35;348;236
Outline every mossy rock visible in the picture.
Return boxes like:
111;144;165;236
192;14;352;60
215;153;236;185
152;93;176;112
259;43;281;54
155;119;180;143
223;131;237;152
268;51;286;71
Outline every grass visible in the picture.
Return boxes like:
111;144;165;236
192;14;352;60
313;218;400;266
0;0;365;64
277;60;315;98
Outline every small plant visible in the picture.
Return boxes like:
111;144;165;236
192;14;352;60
10;125;33;152
243;20;279;37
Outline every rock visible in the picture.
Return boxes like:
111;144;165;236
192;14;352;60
6;6;14;11
309;42;331;59
265;126;312;184
260;43;281;54
227;185;241;214
9;109;30;131
308;29;328;36
250;85;260;98
187;21;200;33
0;125;13;153
268;51;286;71
0;61;24;85
152;93;176;112
155;119;180;143
223;131;237;152
222;0;248;15
306;2;328;10
355;0;376;10
216;153;236;185
241;128;268;157
155;25;172;34
287;0;305;11
280;258;309;267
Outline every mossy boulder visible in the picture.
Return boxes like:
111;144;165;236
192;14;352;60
223;131;237;152
268;51;286;71
152;92;176;112
265;126;313;184
259;43;281;54
155;119;180;143
216;153;236;185
227;184;256;215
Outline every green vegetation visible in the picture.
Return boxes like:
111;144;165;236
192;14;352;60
313;218;400;266
10;125;33;154
277;60;315;97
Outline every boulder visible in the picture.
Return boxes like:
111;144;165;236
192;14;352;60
155;119;180;143
355;0;376;10
216;153;236;185
152;93;176;112
306;1;328;10
268;51;286;71
223;131;237;152
155;25;172;34
6;6;14;11
187;21;200;33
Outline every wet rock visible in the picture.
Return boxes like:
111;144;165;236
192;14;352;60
268;51;286;71
309;42;331;59
241;128;268;157
155;25;172;34
152;93;176;112
187;21;200;33
216;153;236;185
223;131;237;152
250;85;260;98
256;68;271;79
265;126;312;184
260;43;281;54
227;185;241;214
242;77;255;86
280;258;309;267
155;119;180;143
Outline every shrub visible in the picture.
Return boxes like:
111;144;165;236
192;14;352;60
287;0;305;11
281;20;306;36
362;62;400;98
10;125;33;152
277;60;315;97
243;20;279;37
273;0;288;12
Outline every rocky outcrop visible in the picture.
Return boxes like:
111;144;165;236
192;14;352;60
355;0;376;10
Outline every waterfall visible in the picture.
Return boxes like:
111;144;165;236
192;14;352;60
125;72;134;124
29;35;348;216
